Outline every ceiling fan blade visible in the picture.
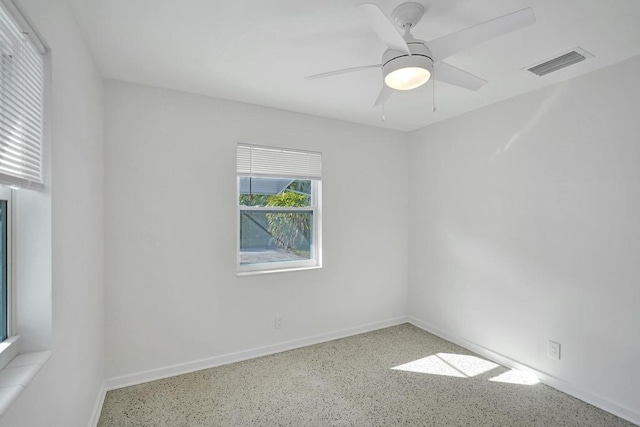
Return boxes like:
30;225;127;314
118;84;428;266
428;8;535;62
305;64;381;80
357;3;411;55
434;62;487;91
374;84;393;107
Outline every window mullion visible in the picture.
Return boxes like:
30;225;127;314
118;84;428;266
238;206;313;212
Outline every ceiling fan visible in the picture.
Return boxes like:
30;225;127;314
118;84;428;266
305;2;535;109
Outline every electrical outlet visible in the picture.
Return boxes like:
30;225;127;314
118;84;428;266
548;341;561;360
274;316;283;329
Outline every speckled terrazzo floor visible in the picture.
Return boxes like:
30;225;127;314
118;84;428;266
97;324;635;426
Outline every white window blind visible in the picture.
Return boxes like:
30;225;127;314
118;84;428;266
237;143;322;180
0;0;45;189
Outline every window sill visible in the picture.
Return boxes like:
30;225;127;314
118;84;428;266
0;336;20;372
237;264;322;277
0;350;51;417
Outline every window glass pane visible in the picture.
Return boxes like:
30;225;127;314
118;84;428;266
239;178;311;207
240;210;312;265
0;200;7;341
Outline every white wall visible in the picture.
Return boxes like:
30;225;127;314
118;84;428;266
0;0;105;426
6;3;636;421
408;56;640;421
104;80;408;379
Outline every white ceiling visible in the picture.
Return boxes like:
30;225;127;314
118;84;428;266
67;0;640;132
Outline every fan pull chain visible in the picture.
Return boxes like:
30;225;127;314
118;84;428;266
381;102;386;122
432;69;436;113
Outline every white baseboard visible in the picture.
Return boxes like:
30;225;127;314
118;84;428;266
408;316;640;426
104;316;409;391
90;382;107;427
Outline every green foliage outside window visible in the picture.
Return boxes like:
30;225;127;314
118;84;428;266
265;192;311;255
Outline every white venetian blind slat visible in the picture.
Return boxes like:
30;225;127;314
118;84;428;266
236;143;322;180
0;0;44;189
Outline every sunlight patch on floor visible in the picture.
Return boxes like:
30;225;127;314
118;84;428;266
489;369;539;385
392;353;540;386
392;353;498;378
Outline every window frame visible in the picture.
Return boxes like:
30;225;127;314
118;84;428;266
0;188;11;340
0;187;16;372
236;174;322;276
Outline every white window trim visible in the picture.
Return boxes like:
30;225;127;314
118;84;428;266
0;187;15;371
236;179;322;276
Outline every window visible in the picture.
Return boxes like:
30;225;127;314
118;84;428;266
237;144;322;274
0;0;45;367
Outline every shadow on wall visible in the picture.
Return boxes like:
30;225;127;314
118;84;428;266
490;85;567;162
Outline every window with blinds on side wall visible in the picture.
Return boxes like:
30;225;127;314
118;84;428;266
237;143;322;275
0;0;45;361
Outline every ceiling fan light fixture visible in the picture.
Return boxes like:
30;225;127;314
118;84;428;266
382;44;434;91
385;66;430;90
